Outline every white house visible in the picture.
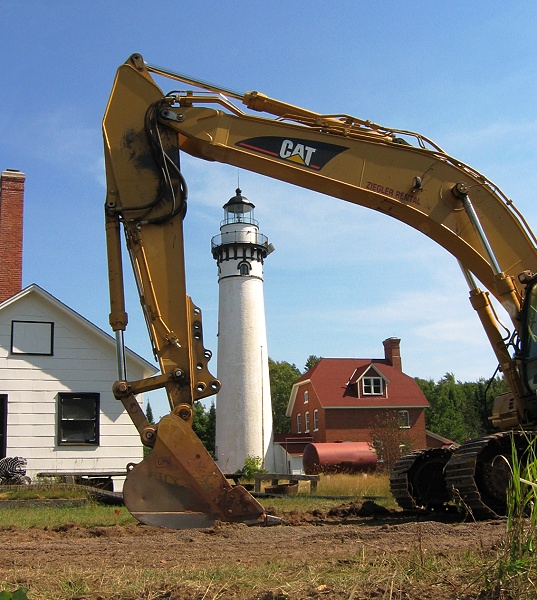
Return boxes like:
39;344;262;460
0;284;157;486
0;169;157;489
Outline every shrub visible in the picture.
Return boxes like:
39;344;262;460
238;455;266;479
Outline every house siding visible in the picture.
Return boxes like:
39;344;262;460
325;407;426;447
0;287;156;486
292;382;326;442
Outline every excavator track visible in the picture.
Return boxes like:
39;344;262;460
391;431;537;518
444;431;537;519
390;447;453;511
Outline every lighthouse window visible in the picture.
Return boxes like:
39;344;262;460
238;262;251;275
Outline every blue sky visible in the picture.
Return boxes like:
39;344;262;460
3;1;537;418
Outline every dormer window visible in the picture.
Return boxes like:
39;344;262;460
363;376;383;395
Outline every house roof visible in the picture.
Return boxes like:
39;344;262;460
426;430;459;448
287;357;429;415
0;283;157;375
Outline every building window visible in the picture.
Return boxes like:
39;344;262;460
313;409;319;431
362;376;383;395
296;413;302;434
238;261;251;275
11;321;54;355
57;393;100;445
398;410;410;429
304;390;309;404
305;411;310;433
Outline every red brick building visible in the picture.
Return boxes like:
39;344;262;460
285;339;429;450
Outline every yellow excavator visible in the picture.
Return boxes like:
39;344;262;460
103;53;537;528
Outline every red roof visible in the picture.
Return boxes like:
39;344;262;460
297;358;429;409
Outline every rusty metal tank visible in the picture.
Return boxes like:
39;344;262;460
303;442;378;474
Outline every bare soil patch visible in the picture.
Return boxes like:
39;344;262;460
0;502;507;599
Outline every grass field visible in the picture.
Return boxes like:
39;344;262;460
0;473;394;529
1;472;536;599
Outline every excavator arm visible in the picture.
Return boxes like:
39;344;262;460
103;54;537;526
103;57;271;528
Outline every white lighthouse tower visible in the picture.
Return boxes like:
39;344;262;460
211;188;275;473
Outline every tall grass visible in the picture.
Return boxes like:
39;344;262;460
265;472;396;515
489;432;537;598
314;471;391;499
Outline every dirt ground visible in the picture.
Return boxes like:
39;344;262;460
0;503;508;600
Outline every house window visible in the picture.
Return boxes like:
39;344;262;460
296;413;302;433
362;376;383;395
11;321;54;355
398;410;410;429
57;393;100;445
305;411;310;433
313;409;319;431
304;390;309;404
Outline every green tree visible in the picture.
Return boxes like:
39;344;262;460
269;358;301;434
145;401;155;425
304;355;322;372
192;401;216;457
419;373;468;443
205;402;216;455
462;376;508;435
416;373;509;444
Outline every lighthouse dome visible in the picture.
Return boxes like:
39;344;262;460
222;188;257;225
223;188;255;213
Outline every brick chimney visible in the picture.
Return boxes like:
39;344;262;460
0;170;25;302
383;337;402;371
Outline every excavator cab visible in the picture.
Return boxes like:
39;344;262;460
519;273;537;398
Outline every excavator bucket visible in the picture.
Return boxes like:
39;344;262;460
123;413;276;529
